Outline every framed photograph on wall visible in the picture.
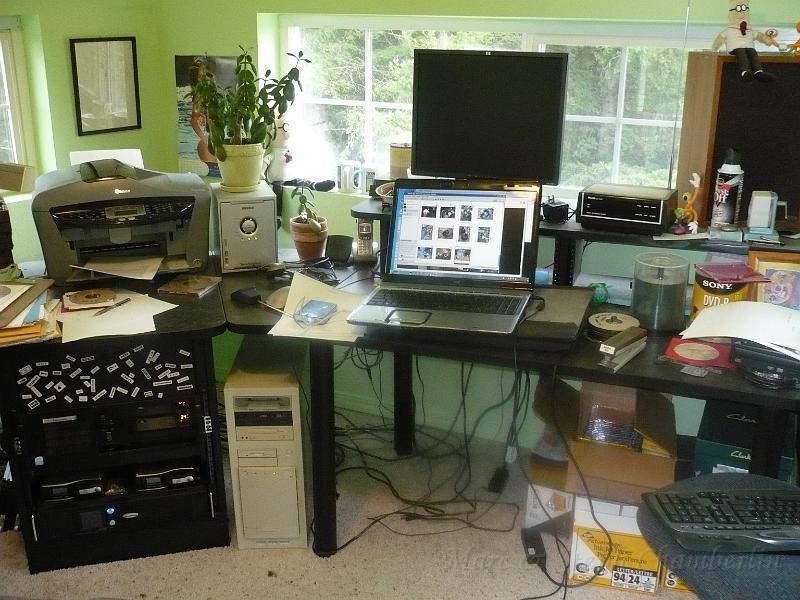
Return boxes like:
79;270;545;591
70;37;141;135
747;250;800;309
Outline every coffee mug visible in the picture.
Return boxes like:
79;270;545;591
337;160;362;193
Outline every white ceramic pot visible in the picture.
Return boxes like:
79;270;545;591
217;143;265;192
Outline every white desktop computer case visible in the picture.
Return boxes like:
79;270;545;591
223;337;308;549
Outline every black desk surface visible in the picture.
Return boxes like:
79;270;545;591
221;267;800;412
50;275;228;339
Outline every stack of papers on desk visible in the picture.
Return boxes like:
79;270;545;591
0;293;61;346
269;273;367;343
681;301;800;361
57;289;177;343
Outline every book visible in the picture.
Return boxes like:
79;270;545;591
599;326;647;356
158;274;221;297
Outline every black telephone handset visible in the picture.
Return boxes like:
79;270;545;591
354;219;376;262
731;339;800;389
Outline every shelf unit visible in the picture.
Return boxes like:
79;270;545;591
348;198;798;285
0;334;229;573
677;51;800;225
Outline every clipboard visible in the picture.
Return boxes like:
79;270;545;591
0;278;54;328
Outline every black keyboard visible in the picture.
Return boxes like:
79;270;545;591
366;288;523;315
644;489;800;553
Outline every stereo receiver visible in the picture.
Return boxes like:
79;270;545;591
577;183;677;234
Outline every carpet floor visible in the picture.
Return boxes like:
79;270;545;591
0;411;696;600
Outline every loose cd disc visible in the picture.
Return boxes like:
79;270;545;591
673;341;720;362
0;285;10;298
65;288;116;305
176;276;205;289
588;312;640;340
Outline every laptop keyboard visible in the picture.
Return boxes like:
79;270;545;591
366;289;523;315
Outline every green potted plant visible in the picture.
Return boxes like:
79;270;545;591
290;182;328;260
191;47;309;191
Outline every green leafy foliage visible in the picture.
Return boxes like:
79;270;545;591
291;184;322;232
190;47;309;161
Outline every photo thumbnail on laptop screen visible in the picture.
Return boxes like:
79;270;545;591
389;187;537;284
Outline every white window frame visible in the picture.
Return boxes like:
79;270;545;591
276;15;778;198
0;20;35;174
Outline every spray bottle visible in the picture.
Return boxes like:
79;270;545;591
710;148;744;227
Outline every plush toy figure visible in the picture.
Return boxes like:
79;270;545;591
265;118;292;183
712;1;780;81
788;21;800;55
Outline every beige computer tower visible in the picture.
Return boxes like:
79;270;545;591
223;336;308;549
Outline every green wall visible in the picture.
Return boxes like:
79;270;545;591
4;0;796;443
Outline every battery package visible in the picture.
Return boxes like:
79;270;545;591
136;461;199;491
40;471;103;501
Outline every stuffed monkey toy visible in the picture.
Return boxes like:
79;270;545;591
712;1;780;81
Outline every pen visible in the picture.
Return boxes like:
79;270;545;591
755;236;785;246
93;297;131;317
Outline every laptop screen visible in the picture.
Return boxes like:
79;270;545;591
387;182;540;286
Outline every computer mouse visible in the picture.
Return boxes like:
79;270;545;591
266;286;291;310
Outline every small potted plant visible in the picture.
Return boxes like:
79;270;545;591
191;47;309;191
290;182;328;260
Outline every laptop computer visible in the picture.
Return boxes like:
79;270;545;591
347;178;541;334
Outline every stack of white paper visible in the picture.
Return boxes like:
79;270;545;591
681;301;800;361
57;289;177;343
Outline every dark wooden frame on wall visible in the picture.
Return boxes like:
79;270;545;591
69;36;141;136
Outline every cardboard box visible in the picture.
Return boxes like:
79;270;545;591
569;496;661;594
695;399;796;482
661;568;694;592
533;378;677;505
579;381;677;457
526;459;574;530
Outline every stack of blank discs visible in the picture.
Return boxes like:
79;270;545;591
587;312;640;340
0;200;13;268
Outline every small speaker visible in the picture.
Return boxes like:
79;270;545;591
326;234;354;265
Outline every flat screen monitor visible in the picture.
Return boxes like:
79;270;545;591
411;49;568;185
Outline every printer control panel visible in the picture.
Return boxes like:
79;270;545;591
51;198;193;229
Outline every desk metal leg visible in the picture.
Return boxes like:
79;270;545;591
309;342;337;556
749;406;788;478
394;352;414;455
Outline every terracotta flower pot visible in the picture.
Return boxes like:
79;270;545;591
290;215;329;261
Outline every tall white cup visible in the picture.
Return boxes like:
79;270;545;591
337;160;362;193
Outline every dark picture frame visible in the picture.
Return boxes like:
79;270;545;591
69;37;141;135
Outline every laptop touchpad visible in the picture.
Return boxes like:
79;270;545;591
387;309;431;325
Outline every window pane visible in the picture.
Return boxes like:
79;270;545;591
624;48;685;120
291;103;364;181
302;29;365;101
372;30;437;104
372;107;412;171
0;111;12;162
446;31;523;50
619;124;677;187
0;41;13;162
559;121;615;186
548;45;623;117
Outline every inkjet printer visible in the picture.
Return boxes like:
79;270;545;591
32;159;210;284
